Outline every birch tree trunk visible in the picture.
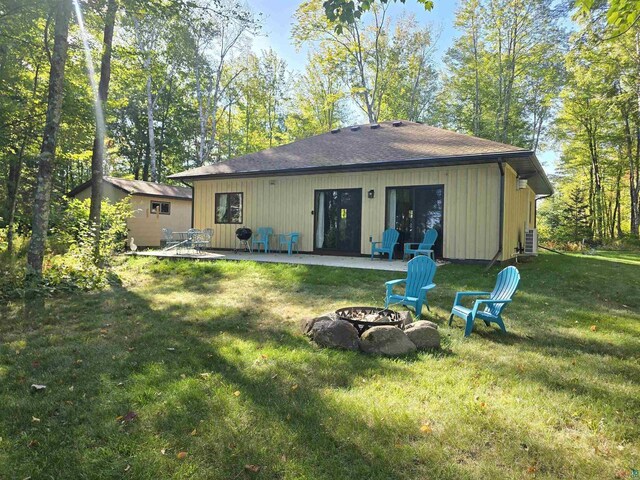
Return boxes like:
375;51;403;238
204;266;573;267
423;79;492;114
27;0;71;276
89;0;117;258
145;67;157;181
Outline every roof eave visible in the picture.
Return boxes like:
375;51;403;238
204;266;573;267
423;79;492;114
169;151;533;180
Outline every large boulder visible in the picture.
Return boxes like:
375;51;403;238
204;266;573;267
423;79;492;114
310;319;360;351
404;321;441;349
300;312;338;336
360;326;416;356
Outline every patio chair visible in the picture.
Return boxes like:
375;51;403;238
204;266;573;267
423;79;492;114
251;227;273;253
448;266;520;337
384;255;437;317
203;228;213;248
192;231;211;253
404;228;438;260
371;228;399;261
278;232;300;255
161;228;179;250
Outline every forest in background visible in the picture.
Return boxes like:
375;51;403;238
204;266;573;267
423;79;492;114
0;0;639;280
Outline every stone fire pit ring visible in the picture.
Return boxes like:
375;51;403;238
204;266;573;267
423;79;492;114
335;306;403;335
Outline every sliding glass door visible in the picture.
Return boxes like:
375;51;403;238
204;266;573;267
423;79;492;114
385;185;444;258
314;189;362;254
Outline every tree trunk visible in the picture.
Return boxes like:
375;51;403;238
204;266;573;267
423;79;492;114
146;72;157;181
89;0;117;259
5;61;40;255
27;0;71;276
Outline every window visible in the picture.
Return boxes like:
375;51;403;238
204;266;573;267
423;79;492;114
150;200;171;215
385;185;444;258
215;192;243;224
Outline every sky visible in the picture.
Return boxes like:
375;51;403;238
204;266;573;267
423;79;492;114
246;0;558;172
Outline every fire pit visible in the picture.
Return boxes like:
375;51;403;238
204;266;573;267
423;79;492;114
335;306;402;336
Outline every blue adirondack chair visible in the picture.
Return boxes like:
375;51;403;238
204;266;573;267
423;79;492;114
371;228;399;261
448;266;521;337
251;227;273;253
404;228;438;260
385;256;437;317
278;232;300;255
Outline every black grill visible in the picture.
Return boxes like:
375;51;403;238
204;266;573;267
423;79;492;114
235;227;252;241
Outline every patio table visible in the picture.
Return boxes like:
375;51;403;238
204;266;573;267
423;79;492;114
172;231;195;253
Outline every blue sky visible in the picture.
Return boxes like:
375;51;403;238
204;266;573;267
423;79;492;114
249;0;459;70
247;0;557;172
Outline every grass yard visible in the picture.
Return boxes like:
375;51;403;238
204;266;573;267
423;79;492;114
0;251;639;479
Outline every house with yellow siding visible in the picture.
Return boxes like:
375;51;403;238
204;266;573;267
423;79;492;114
170;121;552;262
68;177;193;247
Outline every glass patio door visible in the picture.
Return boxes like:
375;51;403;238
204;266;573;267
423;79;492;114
386;185;444;258
314;189;362;254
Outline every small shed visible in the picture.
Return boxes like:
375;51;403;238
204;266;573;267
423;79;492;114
68;176;193;247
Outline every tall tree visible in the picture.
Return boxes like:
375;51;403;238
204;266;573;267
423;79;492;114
27;0;72;275
89;0;118;259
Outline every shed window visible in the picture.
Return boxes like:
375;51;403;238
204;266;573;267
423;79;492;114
151;201;171;215
215;192;243;224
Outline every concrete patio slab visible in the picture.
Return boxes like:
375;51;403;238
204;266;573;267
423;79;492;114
132;249;447;272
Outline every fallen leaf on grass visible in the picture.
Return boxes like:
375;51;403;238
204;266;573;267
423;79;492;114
190;429;197;436
233;391;241;397
31;417;40;423
28;439;39;448
30;384;46;393
291;384;298;391
199;373;211;379
590;325;597;332
117;411;137;423
100;329;109;334
420;424;432;434
124;465;131;472
160;448;167;455
177;451;187;460
244;464;261;473
527;465;537;474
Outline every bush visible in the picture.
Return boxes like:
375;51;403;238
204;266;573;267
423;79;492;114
50;197;132;261
0;198;132;301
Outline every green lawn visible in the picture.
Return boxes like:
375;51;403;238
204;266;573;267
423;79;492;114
1;252;639;479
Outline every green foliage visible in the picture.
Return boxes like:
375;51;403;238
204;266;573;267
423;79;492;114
322;0;434;31
51;197;132;260
0;198;130;302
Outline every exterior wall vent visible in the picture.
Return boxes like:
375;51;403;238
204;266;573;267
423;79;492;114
524;229;538;255
330;128;341;134
370;123;380;129
392;121;403;127
350;125;361;131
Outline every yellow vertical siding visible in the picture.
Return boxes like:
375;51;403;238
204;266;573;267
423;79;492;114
194;163;502;260
502;165;536;260
127;196;192;247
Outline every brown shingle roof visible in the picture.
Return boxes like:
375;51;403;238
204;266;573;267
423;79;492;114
169;121;552;195
68;176;192;199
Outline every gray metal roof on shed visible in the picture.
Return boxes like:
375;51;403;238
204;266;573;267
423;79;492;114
169;121;553;195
